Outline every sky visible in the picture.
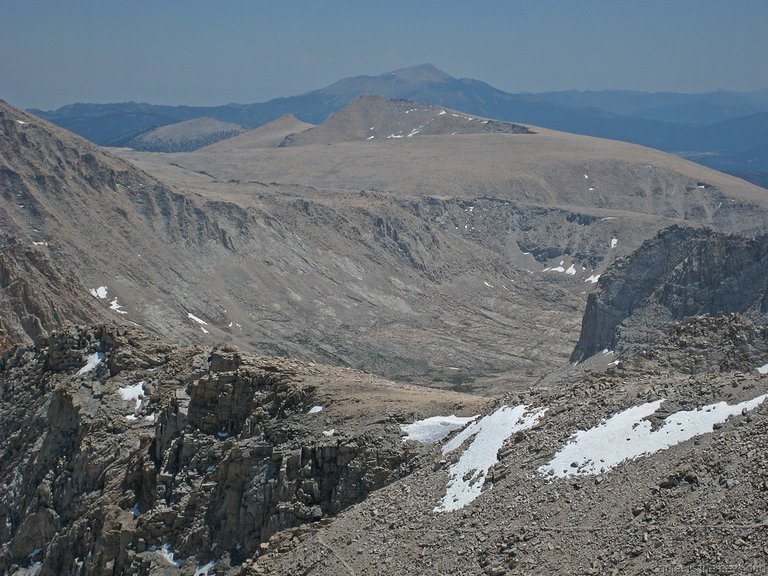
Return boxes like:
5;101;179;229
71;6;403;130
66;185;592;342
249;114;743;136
3;0;767;110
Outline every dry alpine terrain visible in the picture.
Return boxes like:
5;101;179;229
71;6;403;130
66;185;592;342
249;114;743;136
2;94;768;575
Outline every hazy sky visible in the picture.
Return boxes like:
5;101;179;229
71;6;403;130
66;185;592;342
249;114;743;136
3;0;767;110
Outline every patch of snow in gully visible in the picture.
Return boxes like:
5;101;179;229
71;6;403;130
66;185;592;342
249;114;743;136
110;298;127;314
401;415;478;444
90;286;108;299
119;382;146;412
77;352;104;375
187;313;208;325
436;405;546;512
541;394;767;478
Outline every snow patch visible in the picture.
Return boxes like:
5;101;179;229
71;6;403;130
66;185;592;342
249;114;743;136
484;281;494;288
610;238;618;249
401;415;477;444
543;260;566;273
436;405;546;512
585;274;600;284
16;120;27;125
565;264;576;275
757;363;768;374
187;313;208;325
110;298;127;314
77;352;104;375
90;286;108;299
195;561;217;576
322;429;335;437
119;382;145;411
541;394;768;478
158;544;183;567
308;405;323;414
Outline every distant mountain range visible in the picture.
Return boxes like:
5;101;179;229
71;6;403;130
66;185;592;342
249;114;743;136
29;64;768;184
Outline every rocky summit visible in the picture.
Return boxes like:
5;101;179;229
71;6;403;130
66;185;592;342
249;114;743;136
2;90;768;575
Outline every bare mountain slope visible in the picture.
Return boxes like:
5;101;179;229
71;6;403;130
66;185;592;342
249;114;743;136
137;96;768;236
0;100;241;346
0;243;105;345
1;99;586;391
198;114;314;152
110;95;768;388
6;94;768;393
281;95;530;146
127;117;248;152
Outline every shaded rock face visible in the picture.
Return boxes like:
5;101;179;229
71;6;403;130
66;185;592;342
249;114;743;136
0;243;105;345
572;225;768;361
0;325;419;575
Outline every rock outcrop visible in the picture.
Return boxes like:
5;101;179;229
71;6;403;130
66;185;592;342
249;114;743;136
0;324;483;575
572;225;768;361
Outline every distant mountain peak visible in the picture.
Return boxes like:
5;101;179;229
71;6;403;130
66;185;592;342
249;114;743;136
389;63;453;82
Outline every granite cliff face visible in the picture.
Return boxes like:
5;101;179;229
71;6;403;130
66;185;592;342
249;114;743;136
572;226;768;361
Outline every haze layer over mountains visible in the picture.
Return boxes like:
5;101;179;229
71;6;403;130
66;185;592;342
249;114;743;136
30;64;768;186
